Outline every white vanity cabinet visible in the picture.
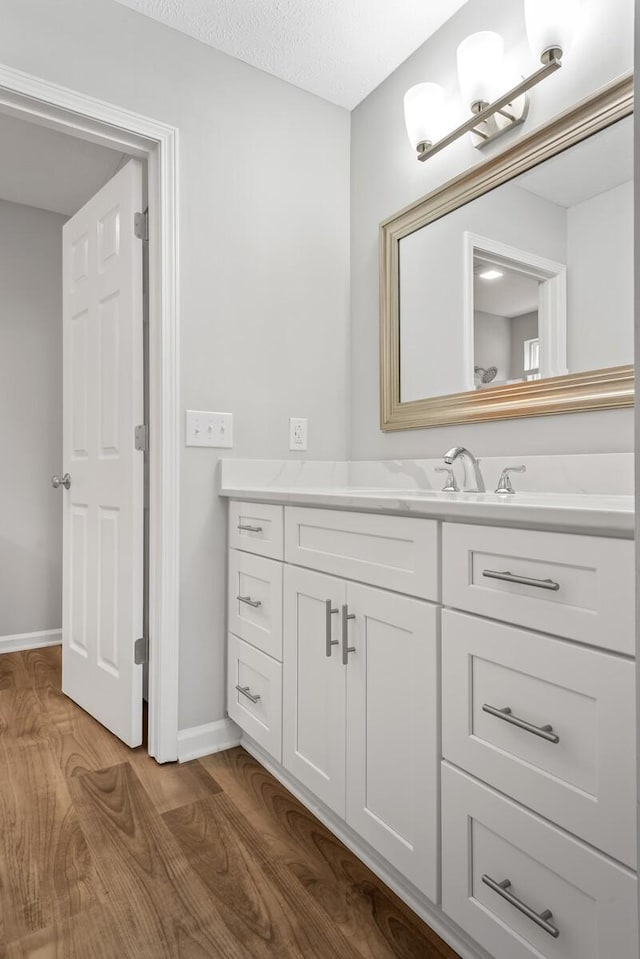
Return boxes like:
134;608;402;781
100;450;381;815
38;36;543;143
440;522;637;959
283;564;439;898
226;498;637;959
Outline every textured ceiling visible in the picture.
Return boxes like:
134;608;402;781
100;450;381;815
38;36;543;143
113;0;469;108
0;112;124;216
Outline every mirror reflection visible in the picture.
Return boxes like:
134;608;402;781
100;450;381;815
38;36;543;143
474;258;541;389
399;116;633;404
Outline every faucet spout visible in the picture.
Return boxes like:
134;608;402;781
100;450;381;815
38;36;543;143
442;446;485;493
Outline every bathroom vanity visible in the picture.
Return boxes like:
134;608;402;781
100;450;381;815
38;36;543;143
221;462;637;959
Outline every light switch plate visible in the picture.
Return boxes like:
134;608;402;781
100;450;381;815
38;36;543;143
186;410;233;448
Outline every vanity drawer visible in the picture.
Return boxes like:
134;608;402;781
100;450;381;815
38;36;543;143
442;523;634;654
442;610;636;867
227;634;282;761
442;764;638;959
229;501;284;560
228;550;283;660
284;506;438;600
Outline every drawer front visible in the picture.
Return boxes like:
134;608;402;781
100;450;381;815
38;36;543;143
229;501;284;560
228;550;283;660
227;634;282;761
443;523;634;654
442;610;636;867
285;506;438;600
442;764;638;959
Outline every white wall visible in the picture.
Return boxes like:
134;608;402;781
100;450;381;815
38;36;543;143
474;311;511;385
568;180;634;372
0;0;351;730
351;0;634;459
0;199;65;636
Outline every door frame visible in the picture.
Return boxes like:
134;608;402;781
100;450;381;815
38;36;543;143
0;62;180;762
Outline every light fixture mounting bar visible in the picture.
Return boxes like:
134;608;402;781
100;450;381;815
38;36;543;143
418;53;562;161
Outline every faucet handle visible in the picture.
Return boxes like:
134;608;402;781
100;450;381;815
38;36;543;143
435;467;459;493
495;465;526;495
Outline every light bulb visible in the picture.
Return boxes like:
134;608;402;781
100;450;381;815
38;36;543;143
457;31;505;111
524;0;580;63
403;82;445;153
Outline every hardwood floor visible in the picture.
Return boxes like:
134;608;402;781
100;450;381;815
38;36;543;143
0;646;460;959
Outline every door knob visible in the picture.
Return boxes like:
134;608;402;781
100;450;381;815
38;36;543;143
51;473;71;490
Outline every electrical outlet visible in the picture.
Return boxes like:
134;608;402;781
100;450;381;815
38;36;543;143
289;417;308;451
186;410;233;448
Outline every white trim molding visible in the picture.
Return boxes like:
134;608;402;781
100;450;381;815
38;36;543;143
0;629;62;654
178;718;242;763
0;63;180;762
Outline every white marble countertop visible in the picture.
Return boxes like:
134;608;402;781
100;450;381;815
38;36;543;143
219;483;634;537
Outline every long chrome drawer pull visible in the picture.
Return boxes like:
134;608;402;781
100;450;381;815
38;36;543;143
237;524;263;533
341;604;356;666
483;704;560;744
482;569;560;591
325;600;339;657
482;875;559;939
237;595;262;608
236;685;261;704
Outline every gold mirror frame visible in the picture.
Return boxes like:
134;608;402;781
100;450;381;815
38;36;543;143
380;75;634;431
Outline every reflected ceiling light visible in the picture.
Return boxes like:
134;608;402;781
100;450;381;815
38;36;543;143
478;269;504;280
405;4;580;163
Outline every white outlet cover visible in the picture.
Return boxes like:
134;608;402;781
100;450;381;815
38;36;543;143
289;417;308;451
186;410;233;448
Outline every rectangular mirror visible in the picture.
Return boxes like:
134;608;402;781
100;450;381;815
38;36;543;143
381;76;633;430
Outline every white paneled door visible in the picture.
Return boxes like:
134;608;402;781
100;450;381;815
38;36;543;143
61;160;144;747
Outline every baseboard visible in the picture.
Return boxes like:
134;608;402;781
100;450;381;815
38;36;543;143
0;629;62;654
241;735;492;959
177;717;241;762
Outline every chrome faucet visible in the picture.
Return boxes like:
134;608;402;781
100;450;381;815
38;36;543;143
443;446;485;492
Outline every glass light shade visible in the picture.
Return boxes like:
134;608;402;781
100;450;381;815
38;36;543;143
524;0;580;61
457;31;505;110
403;82;445;151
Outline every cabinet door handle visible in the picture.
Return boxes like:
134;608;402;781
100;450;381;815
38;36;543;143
482;569;560;591
482;875;559;939
341;604;356;665
325;600;339;656
236;684;261;704
237;524;263;533
482;704;560;744
237;595;262;608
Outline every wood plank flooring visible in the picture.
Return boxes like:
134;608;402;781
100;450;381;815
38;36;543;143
0;646;461;959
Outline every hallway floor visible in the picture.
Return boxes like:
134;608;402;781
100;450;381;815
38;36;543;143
0;646;459;958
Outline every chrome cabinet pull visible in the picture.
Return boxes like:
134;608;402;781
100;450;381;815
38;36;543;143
237;524;263;533
482;875;559;939
341;604;356;665
237;595;262;608
51;473;72;490
236;684;261;704
325;600;339;657
483;704;560;744
482;569;560;591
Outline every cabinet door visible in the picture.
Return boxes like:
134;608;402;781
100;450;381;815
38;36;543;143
283;566;346;817
345;583;439;902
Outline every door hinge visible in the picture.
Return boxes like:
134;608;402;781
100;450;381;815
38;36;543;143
134;210;149;241
134;636;148;665
135;424;148;452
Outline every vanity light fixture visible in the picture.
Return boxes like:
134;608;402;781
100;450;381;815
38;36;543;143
404;0;580;162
